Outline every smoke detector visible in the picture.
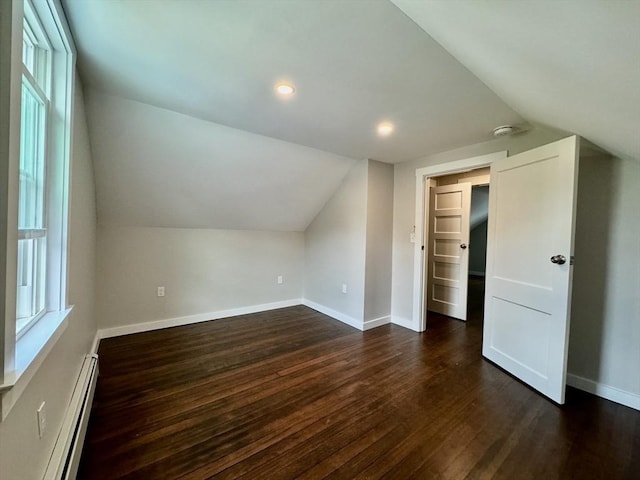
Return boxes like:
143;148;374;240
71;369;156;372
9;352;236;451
492;125;516;137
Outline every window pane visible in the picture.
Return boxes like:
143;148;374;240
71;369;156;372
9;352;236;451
16;237;46;328
23;36;35;75
17;80;48;333
19;82;46;230
23;23;36;77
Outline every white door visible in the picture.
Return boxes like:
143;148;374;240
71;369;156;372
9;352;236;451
427;182;471;320
483;136;579;404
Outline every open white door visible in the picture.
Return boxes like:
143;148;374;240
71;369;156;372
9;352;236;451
483;136;579;404
427;182;471;321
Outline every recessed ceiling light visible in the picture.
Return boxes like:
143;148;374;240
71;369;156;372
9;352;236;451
377;122;394;136
275;83;295;96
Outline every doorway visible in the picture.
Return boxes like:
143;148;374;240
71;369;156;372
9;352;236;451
424;168;489;324
412;137;580;404
411;151;506;332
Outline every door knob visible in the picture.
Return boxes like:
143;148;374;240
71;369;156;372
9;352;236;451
550;254;566;265
460;243;467;249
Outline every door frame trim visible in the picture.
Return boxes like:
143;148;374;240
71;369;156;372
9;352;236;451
411;151;507;332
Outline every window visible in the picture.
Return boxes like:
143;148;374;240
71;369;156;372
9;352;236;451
0;0;75;422
13;0;74;343
0;0;75;417
17;14;51;337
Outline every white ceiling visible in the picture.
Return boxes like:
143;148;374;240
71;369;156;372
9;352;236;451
85;92;356;231
63;0;523;164
62;0;639;231
391;0;640;161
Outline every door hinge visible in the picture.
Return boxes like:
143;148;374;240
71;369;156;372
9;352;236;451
570;256;575;265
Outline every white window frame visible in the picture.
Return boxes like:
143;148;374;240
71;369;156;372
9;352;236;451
0;0;76;421
17;20;50;337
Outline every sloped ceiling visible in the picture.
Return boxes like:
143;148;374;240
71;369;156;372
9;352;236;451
62;0;639;231
86;93;357;231
64;0;522;163
63;0;526;231
391;0;640;161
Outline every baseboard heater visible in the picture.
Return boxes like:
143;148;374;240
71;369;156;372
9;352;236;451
44;353;99;480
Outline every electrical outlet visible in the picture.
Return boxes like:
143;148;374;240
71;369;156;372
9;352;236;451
342;283;347;294
277;275;283;285
157;286;165;297
37;401;46;438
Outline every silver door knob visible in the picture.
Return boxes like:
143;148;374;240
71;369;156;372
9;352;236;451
460;243;467;249
550;254;566;265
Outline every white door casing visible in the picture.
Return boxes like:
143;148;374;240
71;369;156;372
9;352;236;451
412;151;507;332
427;183;471;320
482;136;579;404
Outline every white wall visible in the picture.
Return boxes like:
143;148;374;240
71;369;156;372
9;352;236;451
0;79;98;478
364;160;394;322
96;227;303;330
304;159;394;327
304;160;368;322
468;186;489;275
87;90;342;334
98;158;393;334
469;221;487;276
391;128;640;405
469;185;489;229
568;154;640;403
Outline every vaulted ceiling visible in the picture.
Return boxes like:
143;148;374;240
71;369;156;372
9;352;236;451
391;0;640;161
62;0;640;231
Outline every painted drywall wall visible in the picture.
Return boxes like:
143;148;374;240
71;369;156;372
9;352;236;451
364;160;394;322
96;227;304;329
569;154;640;401
0;79;98;479
469;186;489;275
304;160;368;322
469;221;487;276
470;185;489;229
94;159;389;334
304;158;394;326
391;128;640;403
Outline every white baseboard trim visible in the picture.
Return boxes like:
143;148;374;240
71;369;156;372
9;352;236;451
567;373;640;411
98;299;303;339
391;315;418;331
302;299;363;330
362;316;390;331
469;271;486;277
301;301;389;331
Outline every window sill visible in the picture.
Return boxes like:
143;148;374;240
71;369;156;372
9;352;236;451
0;306;72;420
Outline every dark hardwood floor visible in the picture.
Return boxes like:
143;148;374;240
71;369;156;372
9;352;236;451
79;279;639;479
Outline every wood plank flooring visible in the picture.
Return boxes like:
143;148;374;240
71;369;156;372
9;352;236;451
79;281;639;479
